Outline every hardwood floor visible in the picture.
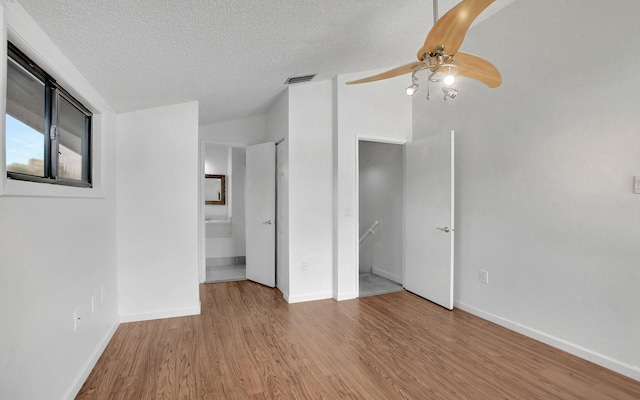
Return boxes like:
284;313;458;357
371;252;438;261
77;281;640;399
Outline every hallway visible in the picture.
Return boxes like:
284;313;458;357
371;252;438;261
358;272;403;297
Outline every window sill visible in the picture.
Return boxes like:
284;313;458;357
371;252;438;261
0;176;105;199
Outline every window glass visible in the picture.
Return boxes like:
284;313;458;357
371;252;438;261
5;57;46;177
57;95;87;181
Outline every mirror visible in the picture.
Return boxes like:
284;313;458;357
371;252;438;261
205;174;226;205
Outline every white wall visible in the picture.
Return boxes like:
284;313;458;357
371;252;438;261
358;141;403;283
0;3;119;400
116;101;200;322
334;71;412;300
287;81;334;302
200;114;268;146
409;0;640;380
204;145;228;175
266;90;290;297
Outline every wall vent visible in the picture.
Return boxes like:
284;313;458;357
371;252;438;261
284;74;317;85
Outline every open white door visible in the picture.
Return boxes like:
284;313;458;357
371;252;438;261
246;142;276;287
404;130;454;309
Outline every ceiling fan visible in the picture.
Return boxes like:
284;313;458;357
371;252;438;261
346;0;501;100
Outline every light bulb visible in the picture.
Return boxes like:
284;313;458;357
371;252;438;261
443;74;455;86
405;84;419;96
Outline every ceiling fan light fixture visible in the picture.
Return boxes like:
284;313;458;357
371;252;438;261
346;0;501;99
443;66;455;86
443;74;455;86
405;83;419;96
442;86;458;100
406;72;419;96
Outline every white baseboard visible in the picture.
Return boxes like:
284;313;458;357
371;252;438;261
279;288;290;303
119;305;201;323
64;318;119;400
287;291;333;304
371;267;402;284
454;300;640;382
335;291;357;301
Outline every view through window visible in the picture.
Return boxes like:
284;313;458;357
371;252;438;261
5;42;92;187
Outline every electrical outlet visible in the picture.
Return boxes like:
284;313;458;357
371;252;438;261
74;310;82;331
302;260;309;271
480;270;489;284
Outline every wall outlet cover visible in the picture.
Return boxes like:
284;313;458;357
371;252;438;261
480;270;489;284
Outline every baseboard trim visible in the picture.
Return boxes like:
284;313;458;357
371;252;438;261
64;318;119;400
335;291;358;301
119;305;201;323
454;300;640;382
287;292;333;304
279;288;290;303
371;267;402;284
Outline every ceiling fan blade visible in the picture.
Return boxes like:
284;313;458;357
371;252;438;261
417;0;494;60
454;51;501;88
345;62;422;85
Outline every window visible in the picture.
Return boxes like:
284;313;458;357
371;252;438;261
5;42;92;187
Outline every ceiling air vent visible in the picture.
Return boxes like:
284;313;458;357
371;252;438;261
284;74;317;85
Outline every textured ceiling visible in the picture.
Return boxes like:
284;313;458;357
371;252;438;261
15;0;515;125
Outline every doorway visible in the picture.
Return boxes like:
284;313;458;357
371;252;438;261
358;140;404;297
203;144;247;282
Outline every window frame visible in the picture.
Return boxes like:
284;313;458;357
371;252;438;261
6;41;93;188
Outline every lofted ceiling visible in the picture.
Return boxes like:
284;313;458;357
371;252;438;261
15;0;516;126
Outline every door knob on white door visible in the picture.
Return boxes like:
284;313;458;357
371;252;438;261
263;220;273;225
436;226;450;233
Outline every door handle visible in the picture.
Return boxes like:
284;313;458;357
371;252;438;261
436;226;451;233
263;220;273;225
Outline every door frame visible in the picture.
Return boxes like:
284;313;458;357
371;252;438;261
355;135;408;297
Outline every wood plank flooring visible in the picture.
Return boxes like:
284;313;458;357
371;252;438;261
76;281;640;399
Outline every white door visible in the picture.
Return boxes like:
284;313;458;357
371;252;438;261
404;130;455;309
245;142;276;287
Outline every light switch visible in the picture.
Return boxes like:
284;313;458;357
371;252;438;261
635;176;640;194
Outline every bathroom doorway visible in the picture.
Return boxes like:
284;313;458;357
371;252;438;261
358;140;404;297
203;144;247;282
